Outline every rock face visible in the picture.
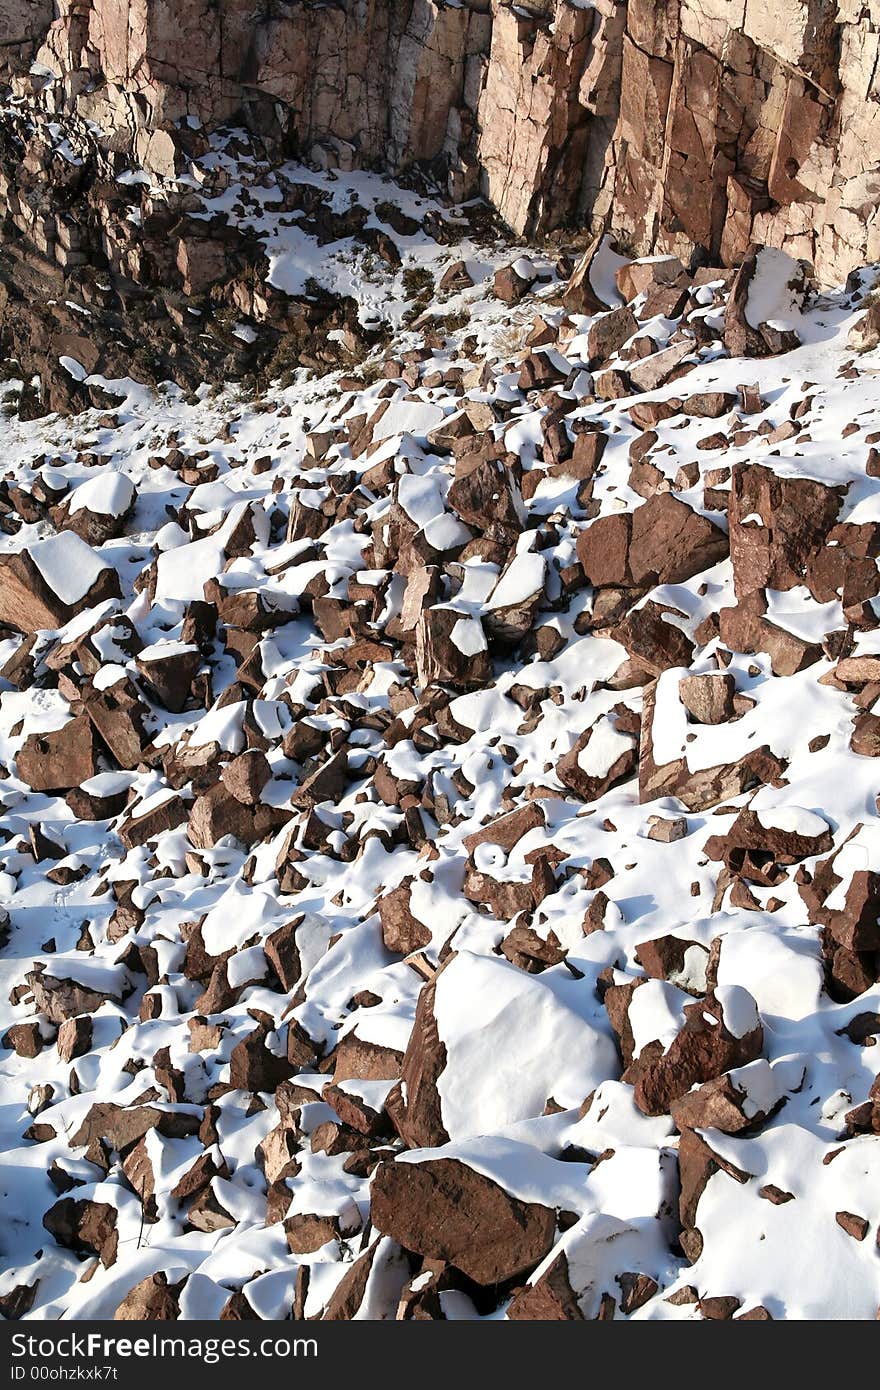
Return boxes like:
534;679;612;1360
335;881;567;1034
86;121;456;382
4;1;880;284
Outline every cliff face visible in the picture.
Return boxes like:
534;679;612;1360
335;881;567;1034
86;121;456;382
3;0;880;284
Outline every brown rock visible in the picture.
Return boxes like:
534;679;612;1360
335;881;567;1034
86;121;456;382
578;495;727;589
27;967;127;1024
729;462;842;598
415;607;491;689
16;716;100;793
625;989;763;1117
0;539;120;634
371;1156;556;1286
136;644;201;713
43;1198;118;1267
114;1272;183;1320
378;880;432;955
678;673;736;725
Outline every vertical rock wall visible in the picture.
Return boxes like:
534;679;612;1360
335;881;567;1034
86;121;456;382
4;0;880;284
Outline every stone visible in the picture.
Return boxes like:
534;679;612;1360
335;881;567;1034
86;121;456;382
16;715;100;792
0;535;120;633
43;1198;118;1267
678;673;736;725
415;607;491;689
378;880;432;956
371;1156;556;1286
723;249;805;358
610;603;695;677
622;988;764;1117
578;495;728;589
27;967;128;1024
728;463;842;598
557;710;639;802
114;1272;183;1321
136;643;201;713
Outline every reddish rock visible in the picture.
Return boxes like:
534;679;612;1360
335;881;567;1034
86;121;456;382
415;607;491;689
43;1198;118;1267
578;495;727;589
114;1272;183;1320
136;643;201;712
611;602;694;677
371;1156;556;1286
623;988;763;1117
378;880;432;955
0;538;120;634
557;711;638;802
27;967;128;1024
728;462;843;598
16;716;100;793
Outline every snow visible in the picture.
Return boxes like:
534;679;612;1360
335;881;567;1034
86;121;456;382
487;552;546;610
67;472;134;517
744;247;804;331
628;980;688;1059
433;952;618;1136
754;806;828;837
714;984;760;1039
577;719;634;778
27;532;110;607
450;615;487;655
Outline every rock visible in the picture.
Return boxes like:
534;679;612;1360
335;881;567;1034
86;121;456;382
415;607;491;689
587;306;638;363
679;673;736;725
136;642;202;712
622;987;764;1117
2;1022;44;1058
229;1021;294;1093
507;1252;584;1319
493;262;535;304
119;793;190;850
387;951;617;1147
187;783;289;848
378;880;432;955
0;534;120;633
56;1016;92;1062
562;235;606;314
610;602;695;677
557;709;639;802
70;1102;200;1151
723;249;806;358
718;594;822;677
16;715;100;793
635;935;709;994
220;749;271;806
43;1198;118;1267
0;1281;39;1320
114;1272;183;1320
677;1128;751;1263
639;680;787;813
462;803;546;854
578;495;727;589
447;453;524;542
670;1062;781;1135
371;1156;556;1286
849;300;880;352
54;474;136;546
509;1211;664;1320
704;806;832;881
27;966;128;1024
728;463;842;598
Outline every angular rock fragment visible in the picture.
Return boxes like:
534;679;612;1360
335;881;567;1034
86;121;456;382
371;1156;556;1286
